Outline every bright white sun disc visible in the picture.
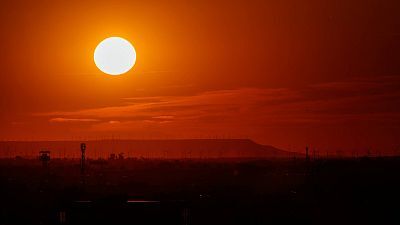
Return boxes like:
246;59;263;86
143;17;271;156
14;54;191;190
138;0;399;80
94;37;136;75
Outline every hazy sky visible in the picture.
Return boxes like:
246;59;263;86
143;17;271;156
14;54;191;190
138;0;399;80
0;0;399;152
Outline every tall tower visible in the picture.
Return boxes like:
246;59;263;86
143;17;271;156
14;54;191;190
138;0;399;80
305;146;310;161
80;143;86;174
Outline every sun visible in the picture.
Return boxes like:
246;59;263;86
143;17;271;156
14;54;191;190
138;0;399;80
94;37;136;76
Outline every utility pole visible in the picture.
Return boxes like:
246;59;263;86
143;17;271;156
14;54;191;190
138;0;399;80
305;146;310;161
80;143;86;174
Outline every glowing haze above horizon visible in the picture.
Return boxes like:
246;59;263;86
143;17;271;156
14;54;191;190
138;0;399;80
0;0;399;153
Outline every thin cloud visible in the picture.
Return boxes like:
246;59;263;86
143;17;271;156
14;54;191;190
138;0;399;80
49;118;100;123
39;76;400;130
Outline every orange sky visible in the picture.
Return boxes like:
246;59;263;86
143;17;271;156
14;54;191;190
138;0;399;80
0;0;399;153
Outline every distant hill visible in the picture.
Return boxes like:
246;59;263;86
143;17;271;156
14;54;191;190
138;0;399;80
0;139;299;159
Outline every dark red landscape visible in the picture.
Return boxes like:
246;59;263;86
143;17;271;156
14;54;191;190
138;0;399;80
1;0;399;224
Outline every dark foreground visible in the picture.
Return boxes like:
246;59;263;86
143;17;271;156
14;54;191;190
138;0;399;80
0;157;399;225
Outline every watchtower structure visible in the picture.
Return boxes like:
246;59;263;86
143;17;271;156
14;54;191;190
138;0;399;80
39;150;51;168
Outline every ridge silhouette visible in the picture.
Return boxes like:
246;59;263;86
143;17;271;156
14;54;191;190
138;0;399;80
0;139;299;159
